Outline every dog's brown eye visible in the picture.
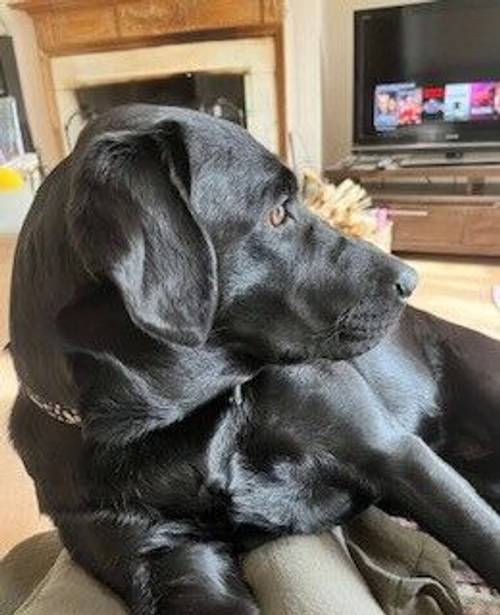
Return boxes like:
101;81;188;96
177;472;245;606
269;204;287;227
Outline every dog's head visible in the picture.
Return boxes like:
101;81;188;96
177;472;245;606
65;105;416;368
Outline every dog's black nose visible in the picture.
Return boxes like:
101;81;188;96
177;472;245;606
394;265;419;299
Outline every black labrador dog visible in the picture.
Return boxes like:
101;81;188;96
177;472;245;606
9;105;500;614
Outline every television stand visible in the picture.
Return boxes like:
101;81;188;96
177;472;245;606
325;164;500;257
399;151;500;168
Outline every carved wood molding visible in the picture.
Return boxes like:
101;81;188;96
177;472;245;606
11;0;285;55
262;0;283;23
11;0;287;161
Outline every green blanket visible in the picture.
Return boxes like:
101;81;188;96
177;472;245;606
0;508;463;615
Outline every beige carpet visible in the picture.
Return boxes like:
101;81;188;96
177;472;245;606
1;236;52;555
0;236;15;348
408;256;500;341
0;353;52;556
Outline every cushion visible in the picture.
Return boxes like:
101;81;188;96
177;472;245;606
1;508;464;615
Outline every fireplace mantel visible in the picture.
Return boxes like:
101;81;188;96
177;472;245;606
12;0;286;161
12;0;284;55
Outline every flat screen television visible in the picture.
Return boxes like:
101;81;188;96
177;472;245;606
354;0;500;153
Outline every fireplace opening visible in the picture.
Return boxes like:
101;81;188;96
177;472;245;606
68;72;246;146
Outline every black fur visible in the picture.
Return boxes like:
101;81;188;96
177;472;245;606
9;105;500;613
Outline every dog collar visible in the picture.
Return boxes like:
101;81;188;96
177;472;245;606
22;384;82;426
22;384;244;427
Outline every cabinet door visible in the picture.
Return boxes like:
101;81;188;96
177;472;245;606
463;206;500;254
390;204;467;254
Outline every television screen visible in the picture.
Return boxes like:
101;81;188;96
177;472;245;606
354;1;500;151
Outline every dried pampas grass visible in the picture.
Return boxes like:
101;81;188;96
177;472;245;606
302;170;377;241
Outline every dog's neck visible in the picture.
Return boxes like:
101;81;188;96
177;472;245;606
49;283;258;441
73;341;258;443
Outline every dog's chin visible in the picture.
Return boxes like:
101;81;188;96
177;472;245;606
274;326;391;365
324;308;404;361
329;331;386;360
242;305;405;365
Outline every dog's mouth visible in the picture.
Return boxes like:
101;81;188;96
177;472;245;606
335;325;388;354
338;328;382;344
337;317;393;343
326;326;388;360
323;299;405;359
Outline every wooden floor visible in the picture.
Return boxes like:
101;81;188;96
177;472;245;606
406;255;500;340
0;236;499;555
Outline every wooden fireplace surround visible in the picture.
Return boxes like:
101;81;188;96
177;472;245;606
11;0;286;160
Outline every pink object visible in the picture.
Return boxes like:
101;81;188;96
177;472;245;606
492;285;500;310
375;207;389;230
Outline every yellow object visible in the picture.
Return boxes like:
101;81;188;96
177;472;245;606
0;166;25;192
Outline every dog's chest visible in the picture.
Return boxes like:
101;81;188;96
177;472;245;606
351;328;442;433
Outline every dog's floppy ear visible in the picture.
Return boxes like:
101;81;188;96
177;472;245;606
66;123;217;347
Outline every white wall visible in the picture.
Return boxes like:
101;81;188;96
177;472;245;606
322;0;424;167
285;0;323;172
0;2;60;171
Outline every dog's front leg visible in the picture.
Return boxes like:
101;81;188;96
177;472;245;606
56;512;259;615
380;434;500;590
